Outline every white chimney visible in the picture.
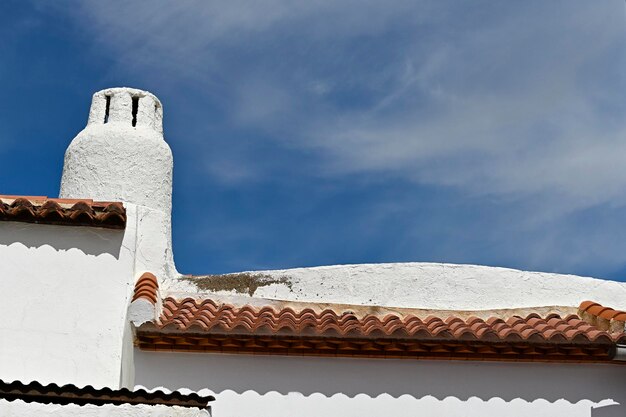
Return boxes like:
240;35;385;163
60;87;177;280
59;87;173;215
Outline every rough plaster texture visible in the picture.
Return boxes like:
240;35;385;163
132;204;176;281
0;399;210;416
60;88;172;214
60;88;176;279
128;299;157;326
135;351;624;417
167;263;626;311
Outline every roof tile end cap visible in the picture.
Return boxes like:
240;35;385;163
578;300;626;335
129;272;160;326
132;272;159;304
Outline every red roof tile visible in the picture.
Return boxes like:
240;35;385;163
133;297;626;363
0;379;214;408
579;301;626;334
132;272;159;304
0;196;125;229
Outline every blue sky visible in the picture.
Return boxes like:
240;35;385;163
2;1;626;280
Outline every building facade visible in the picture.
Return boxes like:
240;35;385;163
0;88;624;416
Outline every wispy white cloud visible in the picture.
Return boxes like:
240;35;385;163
56;1;626;207
42;0;626;275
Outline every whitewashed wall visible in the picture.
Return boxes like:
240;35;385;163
0;399;210;416
0;218;134;388
0;202;174;389
135;351;624;417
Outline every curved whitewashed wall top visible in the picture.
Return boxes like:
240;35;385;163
167;262;626;311
60;87;173;215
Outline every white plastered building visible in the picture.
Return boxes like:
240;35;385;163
0;87;625;417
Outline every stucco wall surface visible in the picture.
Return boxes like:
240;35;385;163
167;263;626;311
60;124;173;215
0;399;210;416
0;220;134;388
132;204;176;281
0;198;181;388
59;87;177;280
135;350;624;417
60;88;173;216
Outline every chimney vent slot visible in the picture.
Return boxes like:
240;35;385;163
104;95;111;124
131;96;139;127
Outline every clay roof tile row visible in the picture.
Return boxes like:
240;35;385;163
131;274;626;362
0;379;214;409
152;298;625;346
0;196;125;229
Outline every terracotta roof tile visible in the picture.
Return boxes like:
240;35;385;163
578;300;626;334
0;379;214;409
134;297;626;362
0;196;125;229
132;272;159;304
152;298;622;342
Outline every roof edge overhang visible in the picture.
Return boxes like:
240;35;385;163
0;379;214;409
0;196;126;229
134;326;620;363
130;275;626;364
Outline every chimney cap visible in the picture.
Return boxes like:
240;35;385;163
87;87;163;133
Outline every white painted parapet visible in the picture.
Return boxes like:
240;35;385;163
168;263;626;311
